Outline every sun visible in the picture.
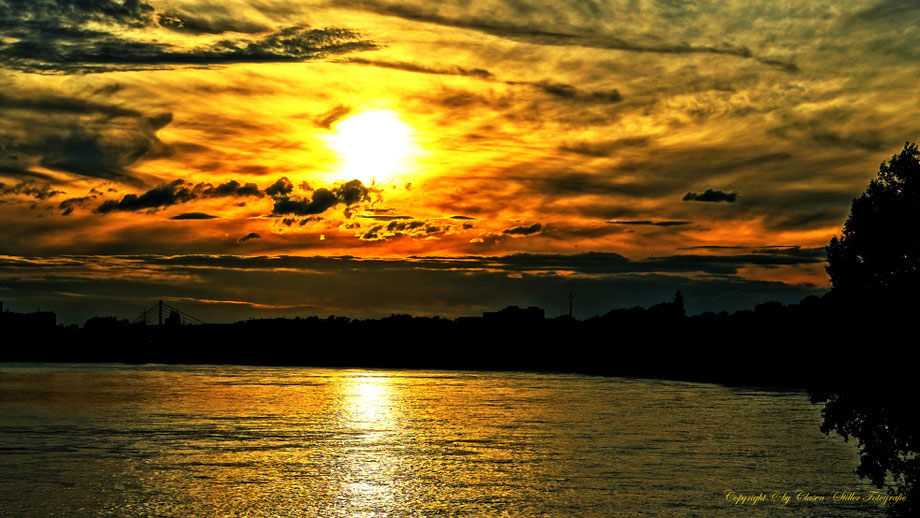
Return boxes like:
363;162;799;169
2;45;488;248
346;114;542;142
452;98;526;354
326;110;417;184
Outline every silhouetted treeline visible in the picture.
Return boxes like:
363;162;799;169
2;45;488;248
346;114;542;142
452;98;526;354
0;291;908;389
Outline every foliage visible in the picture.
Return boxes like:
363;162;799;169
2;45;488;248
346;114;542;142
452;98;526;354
817;141;920;517
826;142;920;312
810;389;918;517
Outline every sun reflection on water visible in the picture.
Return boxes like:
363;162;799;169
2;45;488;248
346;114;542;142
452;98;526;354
337;372;401;516
343;373;394;426
0;366;881;518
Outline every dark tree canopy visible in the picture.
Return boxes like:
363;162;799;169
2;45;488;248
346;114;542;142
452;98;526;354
815;141;920;518
826;142;920;314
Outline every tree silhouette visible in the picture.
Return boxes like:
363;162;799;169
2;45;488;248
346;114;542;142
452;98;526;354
826;141;920;318
814;141;920;517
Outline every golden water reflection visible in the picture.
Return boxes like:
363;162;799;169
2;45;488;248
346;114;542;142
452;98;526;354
342;373;394;427
337;372;401;517
0;365;882;518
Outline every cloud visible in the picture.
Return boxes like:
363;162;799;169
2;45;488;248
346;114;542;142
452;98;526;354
0;91;143;118
682;189;739;203
359;219;456;241
523;172;659;198
0;252;827;323
272;189;340;216
388;220;426;232
768;111;889;152
344;58;623;104
0;249;827;277
529;81;622;103
196;180;263;198
361;214;414;220
338;0;798;72
608;220;692;227
265;177;295;197
58;196;95;215
343;57;494;79
503;223;543;235
0;0;157;30
39;119;169;181
1;89;173;183
156;6;270;35
855;0;920;21
95;179;195;213
559;137;652;157
271;180;373;216
0;181;63;200
314;105;352;129
90;177;374;216
0;0;378;74
360;224;385;241
170;212;218;220
238;232;261;243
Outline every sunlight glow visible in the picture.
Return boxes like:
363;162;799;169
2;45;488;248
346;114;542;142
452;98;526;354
326;110;417;184
344;374;393;426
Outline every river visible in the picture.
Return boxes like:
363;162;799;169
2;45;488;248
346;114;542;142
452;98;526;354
0;364;883;517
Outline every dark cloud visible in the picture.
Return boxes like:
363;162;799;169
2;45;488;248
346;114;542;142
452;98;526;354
170;212;218;220
156;7;270;35
0;0;156;30
769;113;889;152
559;137;652;157
344;59;623;105
58;196;95;215
809;130;886;152
503;223;543;235
855;0;920;21
740;189;854;231
450;215;478;220
387;220;425;232
525;172;657;198
529;81;622;103
93;176;342;214
0;249;827;277
608;220;691;227
682;189;738;203
361;214;414;220
0;181;63;200
315;105;351;129
337;179;373;205
338;0;798;72
1;90;172;182
0;91;143;118
55;248;825;279
197;180;263;198
272;189;339;216
95;179;195;213
359;219;451;241
1;6;377;74
238;232;260;243
271;180;373;216
0;253;826;323
679;245;748;250
265;177;294;197
0;164;53;181
360;224;384;241
38;119;169;181
344;57;494;79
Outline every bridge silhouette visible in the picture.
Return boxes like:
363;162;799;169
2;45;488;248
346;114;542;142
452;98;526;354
133;300;204;326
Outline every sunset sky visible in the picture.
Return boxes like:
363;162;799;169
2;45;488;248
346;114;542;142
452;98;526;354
2;0;918;323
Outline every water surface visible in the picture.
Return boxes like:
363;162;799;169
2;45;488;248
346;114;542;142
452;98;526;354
0;364;881;516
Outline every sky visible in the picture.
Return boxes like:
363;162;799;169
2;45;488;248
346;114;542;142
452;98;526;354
1;0;918;323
